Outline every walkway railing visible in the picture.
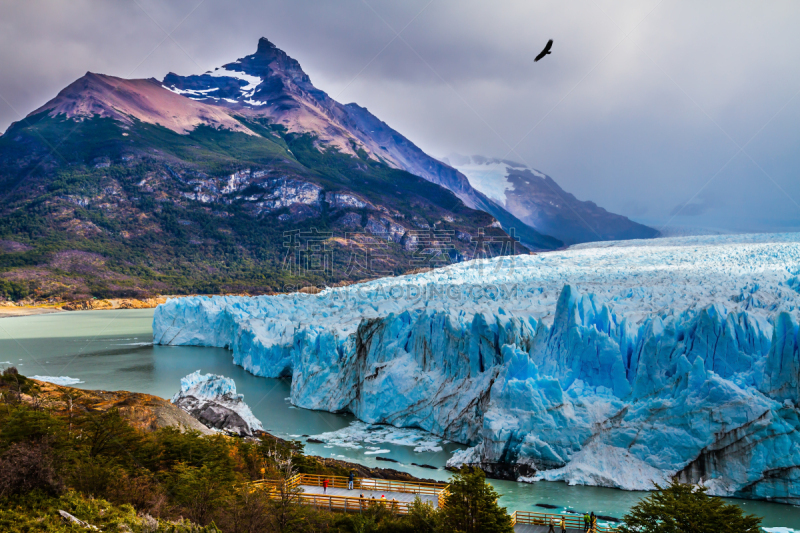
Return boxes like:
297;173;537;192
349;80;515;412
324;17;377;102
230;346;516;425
294;493;415;514
248;475;618;530
248;473;448;515
510;510;617;532
297;473;447;495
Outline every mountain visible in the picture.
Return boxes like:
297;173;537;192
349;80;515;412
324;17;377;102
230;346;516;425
443;154;659;245
161;38;561;250
30;72;256;136
0;43;550;302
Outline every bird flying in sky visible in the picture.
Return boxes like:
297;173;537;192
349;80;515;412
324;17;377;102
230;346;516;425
534;39;553;62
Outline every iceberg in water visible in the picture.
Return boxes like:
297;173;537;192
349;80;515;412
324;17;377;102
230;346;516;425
154;233;800;503
31;376;84;386
172;370;263;436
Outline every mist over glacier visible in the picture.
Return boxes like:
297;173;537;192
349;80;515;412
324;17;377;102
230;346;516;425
154;233;800;503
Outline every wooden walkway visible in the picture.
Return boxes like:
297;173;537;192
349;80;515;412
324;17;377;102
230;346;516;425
514;525;584;533
299;484;439;507
248;475;614;532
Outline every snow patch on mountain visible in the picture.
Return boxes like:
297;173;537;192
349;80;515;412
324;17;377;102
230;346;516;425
208;67;263;98
154;233;800;503
452;159;516;204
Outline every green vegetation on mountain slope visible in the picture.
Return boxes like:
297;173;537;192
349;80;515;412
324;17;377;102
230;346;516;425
0;113;531;301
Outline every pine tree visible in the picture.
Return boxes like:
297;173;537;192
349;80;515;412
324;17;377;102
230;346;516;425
618;480;762;533
439;467;514;533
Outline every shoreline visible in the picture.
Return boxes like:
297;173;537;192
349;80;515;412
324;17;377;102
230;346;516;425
0;306;64;318
0;296;168;318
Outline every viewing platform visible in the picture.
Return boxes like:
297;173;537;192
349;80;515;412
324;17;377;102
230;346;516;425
249;474;616;532
250;473;448;514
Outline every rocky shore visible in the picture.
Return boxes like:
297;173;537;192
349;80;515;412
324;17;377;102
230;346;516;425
0;297;168;317
14;378;433;484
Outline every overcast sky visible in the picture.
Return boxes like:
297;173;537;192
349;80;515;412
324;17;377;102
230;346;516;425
1;0;799;233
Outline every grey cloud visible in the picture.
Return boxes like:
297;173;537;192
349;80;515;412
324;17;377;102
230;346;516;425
670;202;713;217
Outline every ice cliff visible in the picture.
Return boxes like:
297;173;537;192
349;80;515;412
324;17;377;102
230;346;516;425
171;370;263;436
154;233;800;503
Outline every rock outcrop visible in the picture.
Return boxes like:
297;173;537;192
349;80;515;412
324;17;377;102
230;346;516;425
20;379;212;435
171;371;263;437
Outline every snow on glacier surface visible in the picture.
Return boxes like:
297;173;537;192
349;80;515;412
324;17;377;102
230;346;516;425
154;233;800;503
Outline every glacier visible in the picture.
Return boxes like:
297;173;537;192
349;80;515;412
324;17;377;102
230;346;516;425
154;233;800;503
171;370;264;436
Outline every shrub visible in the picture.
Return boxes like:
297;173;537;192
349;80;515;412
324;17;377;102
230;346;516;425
0;440;62;497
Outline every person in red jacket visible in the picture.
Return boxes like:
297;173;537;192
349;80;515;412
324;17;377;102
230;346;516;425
323;478;329;494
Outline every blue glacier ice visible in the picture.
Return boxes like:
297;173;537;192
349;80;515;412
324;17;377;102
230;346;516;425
172;370;263;436
154;233;800;503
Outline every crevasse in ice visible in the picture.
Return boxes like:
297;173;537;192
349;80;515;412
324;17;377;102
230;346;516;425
154;233;800;503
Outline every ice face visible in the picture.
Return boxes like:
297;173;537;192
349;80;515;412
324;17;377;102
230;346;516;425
172;370;263;434
154;233;800;503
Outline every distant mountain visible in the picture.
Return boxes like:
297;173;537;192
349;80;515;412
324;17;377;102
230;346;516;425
0;40;554;302
443;154;659;245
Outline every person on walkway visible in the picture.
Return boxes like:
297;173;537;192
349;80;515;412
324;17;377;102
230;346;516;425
591;512;597;531
583;513;591;532
322;478;329;494
548;516;556;533
348;471;355;490
560;515;566;533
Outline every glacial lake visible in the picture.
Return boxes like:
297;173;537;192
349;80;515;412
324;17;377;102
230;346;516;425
1;308;798;530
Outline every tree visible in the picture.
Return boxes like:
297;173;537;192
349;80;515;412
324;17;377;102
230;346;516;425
618;480;762;533
263;445;324;533
439;467;514;533
218;485;272;533
74;408;141;459
169;463;231;525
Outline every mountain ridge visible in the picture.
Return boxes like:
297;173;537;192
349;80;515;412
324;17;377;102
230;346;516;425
29;72;256;136
0;56;549;301
444;154;659;244
160;38;565;248
0;36;659;302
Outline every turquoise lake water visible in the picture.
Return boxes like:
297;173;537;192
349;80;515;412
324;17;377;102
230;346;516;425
0;309;797;529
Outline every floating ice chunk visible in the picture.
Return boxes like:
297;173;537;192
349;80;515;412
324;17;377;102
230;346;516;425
31;376;84;385
172;370;263;436
308;421;445;452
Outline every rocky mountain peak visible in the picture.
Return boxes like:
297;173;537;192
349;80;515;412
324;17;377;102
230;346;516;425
227;37;310;85
256;36;277;54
